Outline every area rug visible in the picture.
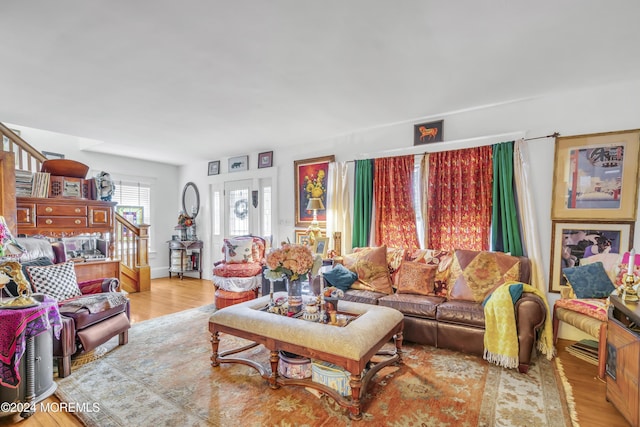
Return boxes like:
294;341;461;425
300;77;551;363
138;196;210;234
55;305;576;426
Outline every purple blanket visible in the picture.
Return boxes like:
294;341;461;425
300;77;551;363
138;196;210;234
0;295;62;388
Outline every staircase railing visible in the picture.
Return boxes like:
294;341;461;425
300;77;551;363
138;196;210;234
114;214;151;293
0;122;150;292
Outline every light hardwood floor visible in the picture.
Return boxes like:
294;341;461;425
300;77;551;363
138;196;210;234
0;277;630;426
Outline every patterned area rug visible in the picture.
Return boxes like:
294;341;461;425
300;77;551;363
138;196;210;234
55;304;576;426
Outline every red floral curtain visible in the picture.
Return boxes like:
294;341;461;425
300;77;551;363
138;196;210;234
374;155;419;252
427;146;493;251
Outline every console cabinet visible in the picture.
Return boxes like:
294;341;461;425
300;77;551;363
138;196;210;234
168;239;202;279
16;197;116;237
606;295;640;426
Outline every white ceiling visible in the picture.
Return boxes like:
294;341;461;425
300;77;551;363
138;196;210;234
2;1;640;165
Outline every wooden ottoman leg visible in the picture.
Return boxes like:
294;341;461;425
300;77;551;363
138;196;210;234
210;331;220;367
395;331;404;364
269;350;280;389
348;374;363;420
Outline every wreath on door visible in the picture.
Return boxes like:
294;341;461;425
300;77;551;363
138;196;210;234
234;199;249;219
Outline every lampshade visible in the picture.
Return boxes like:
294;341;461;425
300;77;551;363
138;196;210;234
306;197;325;211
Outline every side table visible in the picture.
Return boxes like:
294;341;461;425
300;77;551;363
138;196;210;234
168;239;203;279
0;294;62;418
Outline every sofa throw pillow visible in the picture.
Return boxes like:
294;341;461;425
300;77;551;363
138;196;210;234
25;261;82;302
447;250;522;303
323;264;358;292
224;237;255;263
408;249;453;296
396;261;437;296
562;261;616;299
343;246;394;294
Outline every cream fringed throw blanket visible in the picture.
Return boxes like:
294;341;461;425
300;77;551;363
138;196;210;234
483;281;555;369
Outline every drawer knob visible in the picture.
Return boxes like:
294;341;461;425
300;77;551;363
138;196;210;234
45;219;53;225
45;207;53;213
75;208;81;213
75;219;81;225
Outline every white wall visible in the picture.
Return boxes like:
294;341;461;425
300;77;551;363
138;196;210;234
179;78;640;339
6;126;180;279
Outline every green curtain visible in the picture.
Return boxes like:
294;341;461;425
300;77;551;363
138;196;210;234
352;159;373;248
491;141;523;256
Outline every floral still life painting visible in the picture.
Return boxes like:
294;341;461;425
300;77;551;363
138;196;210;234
294;155;334;227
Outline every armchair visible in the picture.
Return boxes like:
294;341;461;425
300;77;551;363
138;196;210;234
212;236;266;309
6;236;130;378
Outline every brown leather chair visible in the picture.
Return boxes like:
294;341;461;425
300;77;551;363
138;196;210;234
53;277;130;377
12;237;131;377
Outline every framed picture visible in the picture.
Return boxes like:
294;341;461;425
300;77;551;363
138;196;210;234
258;151;273;169
116;205;144;225
42;151;65;160
548;220;634;293
294;155;335;227
551;129;640;220
313;237;329;258
229;155;249;172
414;120;444;145
294;229;311;246
208;160;220;176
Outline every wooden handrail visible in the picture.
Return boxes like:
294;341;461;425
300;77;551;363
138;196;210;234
114;213;150;292
0;122;47;172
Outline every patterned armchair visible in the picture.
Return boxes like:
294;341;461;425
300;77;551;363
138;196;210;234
552;252;623;379
212;236;266;309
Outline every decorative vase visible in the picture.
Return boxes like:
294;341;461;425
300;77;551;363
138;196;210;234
286;278;303;314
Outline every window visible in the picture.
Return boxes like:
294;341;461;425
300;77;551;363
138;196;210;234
112;182;151;224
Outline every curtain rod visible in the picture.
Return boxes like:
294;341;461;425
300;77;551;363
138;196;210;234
346;131;559;162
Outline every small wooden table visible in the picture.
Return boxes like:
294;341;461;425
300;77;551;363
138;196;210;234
209;294;404;420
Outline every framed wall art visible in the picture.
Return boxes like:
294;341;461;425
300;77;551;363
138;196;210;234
294;229;311;246
551;129;640;220
548;220;634;293
208;160;220;176
229;155;249;172
116;205;144;225
294;155;335;227
258;151;273;169
414;120;443;145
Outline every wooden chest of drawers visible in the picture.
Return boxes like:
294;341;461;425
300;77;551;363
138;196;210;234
17;197;116;237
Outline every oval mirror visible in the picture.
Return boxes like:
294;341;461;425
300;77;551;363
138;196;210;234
182;182;200;219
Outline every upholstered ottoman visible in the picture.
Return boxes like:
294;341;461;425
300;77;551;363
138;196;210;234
214;289;258;309
209;293;404;420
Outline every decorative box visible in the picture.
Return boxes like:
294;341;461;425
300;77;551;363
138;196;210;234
278;351;312;379
311;360;352;396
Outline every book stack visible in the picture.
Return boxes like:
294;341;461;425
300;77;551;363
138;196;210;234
30;172;51;198
15;169;33;197
565;339;599;366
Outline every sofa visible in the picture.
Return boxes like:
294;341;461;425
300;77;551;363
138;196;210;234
327;246;547;373
4;236;130;377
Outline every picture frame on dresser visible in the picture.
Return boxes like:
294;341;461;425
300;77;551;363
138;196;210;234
548;220;634;293
551;129;640;221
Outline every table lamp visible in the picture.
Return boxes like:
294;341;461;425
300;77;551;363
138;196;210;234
306;197;325;245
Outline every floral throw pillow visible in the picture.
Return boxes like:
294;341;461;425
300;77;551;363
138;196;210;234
396;261;437;296
343;246;394;294
224;237;255;263
408;249;453;296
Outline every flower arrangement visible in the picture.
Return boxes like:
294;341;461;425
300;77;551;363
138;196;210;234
264;243;315;281
177;211;193;228
303;169;326;204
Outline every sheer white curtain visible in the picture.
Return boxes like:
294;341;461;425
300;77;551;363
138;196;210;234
326;161;352;255
514;139;546;292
